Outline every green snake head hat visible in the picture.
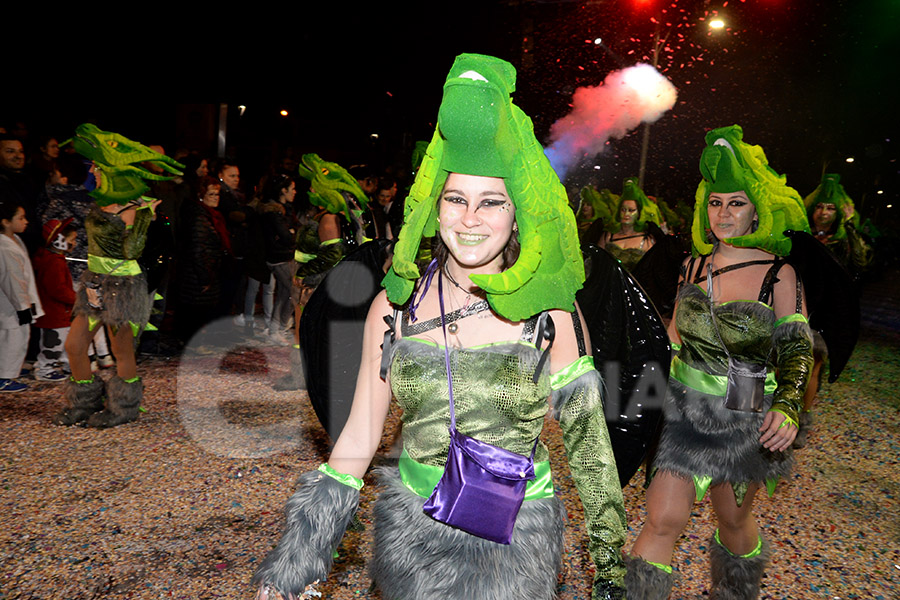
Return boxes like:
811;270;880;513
613;176;661;233
383;53;584;321
691;125;808;257
578;186;613;224
803;173;858;240
65;123;184;206
296;153;370;222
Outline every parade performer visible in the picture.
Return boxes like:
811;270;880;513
805;173;873;277
271;154;373;391
254;53;626;600
626;125;813;599
599;177;662;271
54;124;183;428
796;173;871;446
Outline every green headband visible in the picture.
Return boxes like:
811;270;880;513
296;153;370;221
691;125;808;256
383;53;584;321
803;173;858;240
611;177;661;233
65;123;184;206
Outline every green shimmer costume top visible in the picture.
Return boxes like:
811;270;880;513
604;240;650;271
85;204;154;265
390;331;626;590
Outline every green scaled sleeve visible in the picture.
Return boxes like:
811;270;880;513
844;221;874;272
770;315;814;425
122;205;154;259
296;239;345;279
550;361;627;596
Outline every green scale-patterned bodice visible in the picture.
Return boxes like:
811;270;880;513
390;338;552;467
675;283;776;376
604;243;646;271
85;204;151;261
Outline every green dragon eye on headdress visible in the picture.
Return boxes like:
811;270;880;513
612;176;661;233
382;53;585;321
803;173;858;240
691;125;809;257
64;123;184;206
296;153;370;221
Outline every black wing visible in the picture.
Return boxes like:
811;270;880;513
784;230;860;382
578;245;671;487
299;239;393;441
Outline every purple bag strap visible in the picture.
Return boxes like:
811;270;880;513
437;269;538;460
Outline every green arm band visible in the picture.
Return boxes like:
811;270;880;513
317;463;363;490
296;239;344;278
550;355;595;390
770;409;799;429
770;318;813;425
550;369;627;590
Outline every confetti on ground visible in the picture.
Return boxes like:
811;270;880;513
0;272;897;599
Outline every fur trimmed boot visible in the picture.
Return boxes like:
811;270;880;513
87;376;143;428
624;554;675;600
708;530;771;599
273;345;306;391
253;467;360;599
53;376;105;426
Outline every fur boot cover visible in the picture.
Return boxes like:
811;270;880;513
370;467;565;600
87;376;143;428
273;346;306;391
793;411;814;449
624;554;675;600
709;533;771;600
53;377;105;426
253;468;360;598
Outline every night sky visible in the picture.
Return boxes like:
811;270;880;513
8;0;899;223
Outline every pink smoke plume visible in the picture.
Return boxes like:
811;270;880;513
544;64;678;180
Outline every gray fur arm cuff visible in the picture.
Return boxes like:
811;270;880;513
252;469;360;597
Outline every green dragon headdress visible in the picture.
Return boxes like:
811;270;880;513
610;177;661;233
692;125;808;257
382;53;584;321
803;173;859;240
65;123;184;206
578;186;614;225
296;153;370;222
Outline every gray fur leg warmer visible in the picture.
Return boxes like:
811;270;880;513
624;555;675;600
709;533;771;600
87;376;143;428
53;377;105;426
371;467;565;600
793;411;814;449
273;346;306;391
253;469;360;598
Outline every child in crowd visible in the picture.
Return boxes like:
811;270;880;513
32;218;78;382
0;201;44;392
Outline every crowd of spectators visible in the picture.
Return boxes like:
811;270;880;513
0;120;407;392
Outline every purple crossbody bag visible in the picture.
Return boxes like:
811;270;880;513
419;266;543;545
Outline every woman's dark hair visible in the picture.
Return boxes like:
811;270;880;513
181;154;208;182
263;172;295;202
195;175;220;200
57;153;89;184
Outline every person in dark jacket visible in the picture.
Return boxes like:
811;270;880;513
258;173;297;345
176;176;232;343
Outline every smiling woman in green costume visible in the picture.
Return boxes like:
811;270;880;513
253;54;627;600
625;125;814;599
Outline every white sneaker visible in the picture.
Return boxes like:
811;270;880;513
97;354;115;369
267;329;291;346
233;314;247;327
